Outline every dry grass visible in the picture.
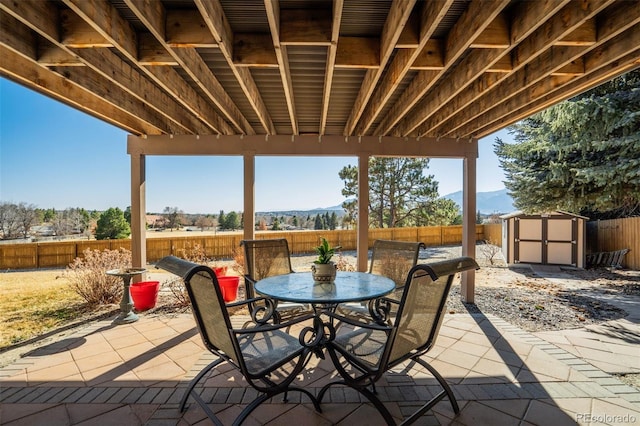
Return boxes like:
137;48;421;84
0;269;98;349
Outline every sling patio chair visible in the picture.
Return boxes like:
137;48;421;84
155;255;321;426
337;239;426;322
319;257;480;425
241;238;311;322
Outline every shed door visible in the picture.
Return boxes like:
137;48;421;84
514;215;577;266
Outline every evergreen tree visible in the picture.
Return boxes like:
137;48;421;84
224;211;240;230
339;157;444;228
495;70;640;218
95;207;131;240
218;210;226;229
314;214;323;230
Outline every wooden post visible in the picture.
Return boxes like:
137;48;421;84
130;150;147;280
243;153;256;241
357;153;369;271
461;141;478;303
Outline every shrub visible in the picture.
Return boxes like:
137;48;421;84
65;248;132;305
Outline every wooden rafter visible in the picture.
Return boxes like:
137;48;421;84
343;0;417;136
374;0;511;137
319;0;343;135
62;0;233;135
353;0;454;135
195;0;276;135
424;0;635;138
265;0;298;135
123;0;254;135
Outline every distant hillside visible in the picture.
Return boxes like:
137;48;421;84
257;205;347;218
443;188;515;214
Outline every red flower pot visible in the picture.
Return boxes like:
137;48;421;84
217;276;240;303
213;266;228;277
130;281;160;311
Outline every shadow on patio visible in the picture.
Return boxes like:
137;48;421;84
1;309;639;425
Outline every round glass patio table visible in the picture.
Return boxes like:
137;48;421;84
254;271;395;306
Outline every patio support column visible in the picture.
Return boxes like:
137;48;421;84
130;150;146;278
357;152;370;271
461;142;478;302
243;152;256;241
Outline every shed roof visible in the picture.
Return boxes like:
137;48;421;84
500;210;590;220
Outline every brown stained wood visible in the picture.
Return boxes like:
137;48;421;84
195;0;275;135
556;19;597;46
335;37;379;68
138;32;176;65
38;45;84;66
410;39;444;69
426;5;640;138
375;0;509;136
0;46;163;135
1;0;639;140
60;9;111;48
343;0;417;135
279;8;332;45
404;0;610;138
470;12;510;48
166;9;217;47
233;33;278;67
552;57;585;75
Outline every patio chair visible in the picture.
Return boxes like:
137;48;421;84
338;239;425;322
155;255;320;426
319;256;480;425
241;238;311;322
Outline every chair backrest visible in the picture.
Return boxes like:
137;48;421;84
156;256;239;364
241;238;294;282
369;239;425;288
388;256;479;364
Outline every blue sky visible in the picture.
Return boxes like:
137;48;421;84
0;77;511;213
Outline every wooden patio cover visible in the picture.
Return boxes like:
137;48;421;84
1;0;639;301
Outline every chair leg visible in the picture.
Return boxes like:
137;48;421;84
414;357;459;414
179;358;224;412
318;381;395;425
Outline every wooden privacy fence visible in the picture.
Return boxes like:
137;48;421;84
0;225;484;270
586;217;640;270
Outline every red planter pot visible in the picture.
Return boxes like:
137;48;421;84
213;266;228;277
217;276;240;303
130;281;160;311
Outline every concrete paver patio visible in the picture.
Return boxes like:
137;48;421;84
1;308;638;425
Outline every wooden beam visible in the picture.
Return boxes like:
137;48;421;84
411;0;608;138
233;33;278;67
456;26;640;138
343;0;417;135
165;10;217;47
470;50;640;139
335;37;379;69
60;10;111;48
38;44;84;66
124;0;253;135
425;1;637;137
138;32;177;65
379;0;511;136
279;8;332;46
2;0;210;134
265;0;298;135
552;57;585;75
354;0;453;135
410;39;444;70
556;19;597;46
0;45;162;135
397;9;420;48
195;0;276;135
485;54;512;73
470;12;510;48
128;134;476;159
65;0;233;135
320;0;343;135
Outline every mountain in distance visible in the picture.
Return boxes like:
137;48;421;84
257;202;347;218
442;188;515;215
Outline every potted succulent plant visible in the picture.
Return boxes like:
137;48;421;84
311;237;341;283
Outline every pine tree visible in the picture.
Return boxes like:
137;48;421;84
95;207;130;240
495;70;640;218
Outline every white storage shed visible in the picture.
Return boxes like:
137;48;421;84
501;211;588;268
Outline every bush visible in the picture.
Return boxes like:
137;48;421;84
65;248;132;305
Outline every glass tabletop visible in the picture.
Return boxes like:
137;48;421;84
254;272;395;304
